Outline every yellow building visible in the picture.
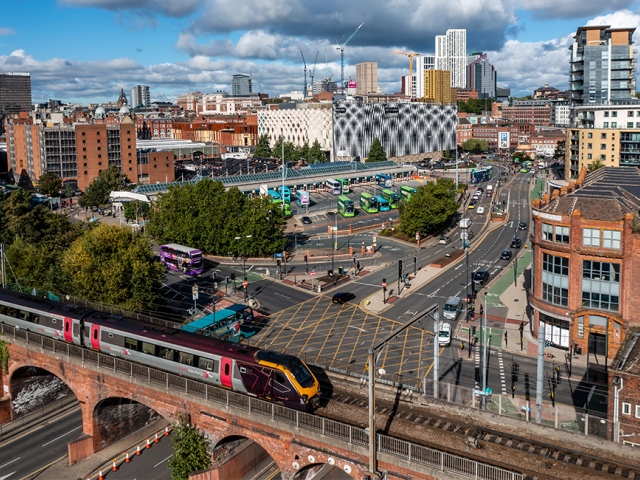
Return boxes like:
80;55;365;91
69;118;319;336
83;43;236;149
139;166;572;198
565;127;628;181
424;70;456;104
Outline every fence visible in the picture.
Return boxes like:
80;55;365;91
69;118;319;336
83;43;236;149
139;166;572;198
0;393;77;440
1;323;521;480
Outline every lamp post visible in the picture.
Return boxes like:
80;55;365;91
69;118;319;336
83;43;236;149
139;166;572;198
235;235;252;301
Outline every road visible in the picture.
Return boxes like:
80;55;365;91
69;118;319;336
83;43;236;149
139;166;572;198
0;406;83;480
105;434;173;480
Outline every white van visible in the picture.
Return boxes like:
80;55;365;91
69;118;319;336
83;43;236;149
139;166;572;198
459;218;472;229
486;185;493;196
439;322;452;347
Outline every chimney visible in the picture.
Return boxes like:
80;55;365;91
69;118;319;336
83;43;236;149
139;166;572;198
552;189;560;200
541;193;551;205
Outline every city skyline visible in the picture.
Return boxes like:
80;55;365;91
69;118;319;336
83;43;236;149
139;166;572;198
2;1;640;103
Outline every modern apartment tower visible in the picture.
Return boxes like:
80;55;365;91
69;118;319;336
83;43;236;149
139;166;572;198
0;72;32;114
435;29;467;89
232;74;252;96
466;53;497;99
130;85;151;108
404;55;435;98
569;25;636;105
356;62;378;95
424;70;456;104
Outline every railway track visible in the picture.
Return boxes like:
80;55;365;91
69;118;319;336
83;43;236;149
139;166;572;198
320;388;640;480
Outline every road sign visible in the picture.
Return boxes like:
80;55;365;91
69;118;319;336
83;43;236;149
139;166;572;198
243;280;248;287
416;232;420;240
382;282;386;288
311;270;315;277
192;285;198;294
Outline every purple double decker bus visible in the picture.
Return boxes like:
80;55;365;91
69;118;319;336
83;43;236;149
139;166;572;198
160;244;203;275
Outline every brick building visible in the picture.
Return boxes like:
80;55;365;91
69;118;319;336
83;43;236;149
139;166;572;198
498;104;552;126
171;118;258;147
457;117;473;145
469;123;520;152
529;167;640;360
608;328;640;445
457;89;478;101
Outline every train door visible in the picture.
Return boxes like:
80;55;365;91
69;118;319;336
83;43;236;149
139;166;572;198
63;317;73;343
220;358;233;388
90;324;100;350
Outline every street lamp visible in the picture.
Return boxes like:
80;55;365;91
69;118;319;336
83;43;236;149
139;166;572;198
235;235;252;301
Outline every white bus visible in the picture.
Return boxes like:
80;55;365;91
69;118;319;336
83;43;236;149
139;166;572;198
326;179;342;195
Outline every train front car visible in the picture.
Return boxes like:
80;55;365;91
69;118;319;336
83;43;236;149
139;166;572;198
254;350;321;411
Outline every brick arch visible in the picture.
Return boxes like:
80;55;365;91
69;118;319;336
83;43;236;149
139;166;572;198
293;462;356;480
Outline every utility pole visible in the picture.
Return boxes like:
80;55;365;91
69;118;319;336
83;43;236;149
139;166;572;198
434;317;439;398
536;322;545;423
482;292;488;410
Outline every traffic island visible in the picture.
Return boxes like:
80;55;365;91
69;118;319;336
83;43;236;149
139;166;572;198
429;249;464;268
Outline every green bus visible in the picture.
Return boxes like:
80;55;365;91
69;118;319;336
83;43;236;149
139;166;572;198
338;195;355;217
400;186;418;201
271;198;292;216
336;178;350;194
381;189;401;209
360;192;378;213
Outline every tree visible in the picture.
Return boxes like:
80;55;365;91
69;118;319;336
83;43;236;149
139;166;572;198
457;98;494;115
37;170;62;197
168;414;211;480
272;136;284;159
366;137;387;163
588;159;605;172
513;152;531;163
124;201;150;222
399;178;459;237
79;165;130;208
61;223;165;312
462;139;488;154
253;134;272;158
553;140;565;160
309;139;325;163
299;141;310;163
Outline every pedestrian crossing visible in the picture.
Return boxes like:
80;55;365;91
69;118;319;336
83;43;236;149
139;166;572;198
498;351;507;395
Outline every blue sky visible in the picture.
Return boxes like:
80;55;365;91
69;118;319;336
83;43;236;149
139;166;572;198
2;0;640;103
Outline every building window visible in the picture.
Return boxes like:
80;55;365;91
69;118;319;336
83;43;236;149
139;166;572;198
601;133;607;139
97;131;101;135
84;171;87;175
603;230;621;249
542;253;569;306
600;155;606;161
583;228;600;247
636;405;640;418
600;144;606;150
623;403;631;415
97;139;101;144
604;122;609;128
588;132;593;139
82;140;86;145
83;163;87;167
83;147;86;152
587;154;592;159
629;122;634;128
98;154;102;159
542;223;553;241
582;260;620;312
98;162;102;166
83;155;87;160
604;112;609;117
612;111;618;118
129;168;132;171
555;225;570;244
612;122;617;128
588;143;592;149
97;147;101;151
577;316;584;338
82;132;86;136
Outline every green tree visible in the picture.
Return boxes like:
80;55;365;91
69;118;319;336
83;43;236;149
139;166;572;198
299;141;310;163
61;223;164;311
366;137;387;163
63;184;75;198
79;165;130;208
37;170;62;197
253;134;272;158
553;140;565;160
462;139;488;154
272;136;284;159
168;414;211;480
399;178;459;237
512;152;531;163
457;98;494;115
588;159;605;172
309;139;324;163
124;201;150;221
0;340;8;374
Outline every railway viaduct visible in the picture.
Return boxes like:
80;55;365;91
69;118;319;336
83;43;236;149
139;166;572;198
0;327;520;480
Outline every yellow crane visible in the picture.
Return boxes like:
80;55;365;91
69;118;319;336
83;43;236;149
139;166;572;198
392;51;421;99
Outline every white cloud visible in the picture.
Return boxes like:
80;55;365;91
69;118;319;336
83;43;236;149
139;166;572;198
0;28;16;36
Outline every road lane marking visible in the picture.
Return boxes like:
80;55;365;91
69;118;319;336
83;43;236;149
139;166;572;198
0;471;15;480
0;457;20;469
42;425;82;447
273;293;291;299
19;454;68;480
154;454;173;468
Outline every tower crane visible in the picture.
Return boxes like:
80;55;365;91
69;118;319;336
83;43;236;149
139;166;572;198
300;51;307;98
336;23;364;95
392;51;421;100
324;47;332;82
309;51;319;97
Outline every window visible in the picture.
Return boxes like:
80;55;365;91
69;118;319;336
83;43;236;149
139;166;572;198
98;162;102;166
275;372;286;384
542;223;553;241
97;139;101;144
97;147;101;151
159;347;174;360
629;111;635;117
178;352;194;366
125;338;138;350
83;155;87;160
603;230;621;249
588;133;593;138
612;122;617;128
97;131;101;135
601;155;606;161
542;253;569;306
198;357;218;372
582;261;620;311
623;403;631;415
82;140;86;145
84;171;88;175
555;225;570;244
636;405;640;418
224;363;230;375
83;147;86;152
82;132;86;136
604;122;609;128
629;122;634;128
612;111;618;118
588;143;592;149
604;112;610;117
142;342;156;355
587;154;592;159
578;316;584;338
98;155;102;159
601;133;607;139
601;144;606;150
583;228;600;247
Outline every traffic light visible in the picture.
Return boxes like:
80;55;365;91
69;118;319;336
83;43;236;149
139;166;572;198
230;273;236;281
398;260;403;278
472;325;477;335
304;255;308;262
382;278;387;288
328;269;334;277
277;259;281;267
225;275;229;284
212;271;217;280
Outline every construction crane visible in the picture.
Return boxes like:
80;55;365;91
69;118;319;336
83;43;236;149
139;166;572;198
336;23;364;95
324;47;332;82
309;51;319;97
300;51;307;98
392;51;421;100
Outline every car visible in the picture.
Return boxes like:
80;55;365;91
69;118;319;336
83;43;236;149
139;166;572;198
520;168;528;173
438;236;451;245
301;216;312;225
468;203;475;209
438;322;452;347
473;270;490;285
501;250;513;260
476;187;484;193
518;222;527;230
477;206;485;214
332;292;355;304
510;238;521;248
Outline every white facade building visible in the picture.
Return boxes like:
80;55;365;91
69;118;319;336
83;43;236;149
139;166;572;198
201;93;262;114
257;105;333;160
554;105;571;127
435;29;467;89
130;85;150;108
279;90;305;101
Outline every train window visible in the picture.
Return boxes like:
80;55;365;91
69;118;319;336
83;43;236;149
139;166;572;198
198;357;218;372
7;308;16;318
93;329;98;339
65;323;70;332
224;363;230;376
0;305;5;315
240;367;247;374
159;347;174;360
275;373;286;384
142;342;156;355
178;352;194;366
124;338;138;350
32;315;39;324
19;311;29;322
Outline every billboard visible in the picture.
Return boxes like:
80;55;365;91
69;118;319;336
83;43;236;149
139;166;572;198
348;81;356;89
499;132;510;149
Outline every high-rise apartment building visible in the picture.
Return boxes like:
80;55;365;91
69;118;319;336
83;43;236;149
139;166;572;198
569;25;636;105
130;85;151;108
356;62;378;95
0;72;32;114
435;29;467;89
424;70;456;104
405;55;435;98
466;53;497;99
232;74;252;96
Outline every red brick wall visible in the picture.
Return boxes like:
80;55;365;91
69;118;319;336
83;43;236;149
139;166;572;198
76;124;107;191
138;152;175;185
119;122;137;182
608;371;640;443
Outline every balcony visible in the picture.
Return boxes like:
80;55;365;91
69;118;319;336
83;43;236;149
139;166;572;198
571;155;579;161
570;56;584;63
570;85;583;91
571;135;580;140
612;54;632;60
570;65;584;72
571;75;584;82
611;83;634;89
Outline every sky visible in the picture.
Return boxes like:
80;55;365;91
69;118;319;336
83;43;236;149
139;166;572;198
2;0;640;104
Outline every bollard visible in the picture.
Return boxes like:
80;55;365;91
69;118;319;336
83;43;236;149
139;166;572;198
112;459;117;472
99;468;103;480
136;444;141;455
165;424;169;436
126;451;130;462
155;431;159;443
146;437;151;448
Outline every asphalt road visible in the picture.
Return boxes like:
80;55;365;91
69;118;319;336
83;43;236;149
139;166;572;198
105;434;173;480
0;406;83;480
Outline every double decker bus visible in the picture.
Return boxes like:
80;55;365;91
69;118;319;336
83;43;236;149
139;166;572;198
160;244;204;275
360;192;378;213
336;178;350;194
296;190;310;206
375;196;390;212
381;189;400;209
376;173;393;188
276;186;291;202
337;195;355;217
271;198;292;216
326;179;342;195
400;186;418;201
470;166;493;184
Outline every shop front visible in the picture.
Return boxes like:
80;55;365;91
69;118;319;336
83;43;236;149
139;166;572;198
539;312;570;349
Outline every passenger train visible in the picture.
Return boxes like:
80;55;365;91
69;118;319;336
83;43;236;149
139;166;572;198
0;288;320;411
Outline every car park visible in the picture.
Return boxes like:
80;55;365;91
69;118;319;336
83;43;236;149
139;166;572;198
501;250;513;260
302;216;312;224
519;222;527;230
332;292;355;304
510;238;521;248
473;270;490;285
438;236;451;245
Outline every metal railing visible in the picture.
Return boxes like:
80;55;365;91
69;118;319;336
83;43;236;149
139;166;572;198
0;393;77;440
1;324;521;480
